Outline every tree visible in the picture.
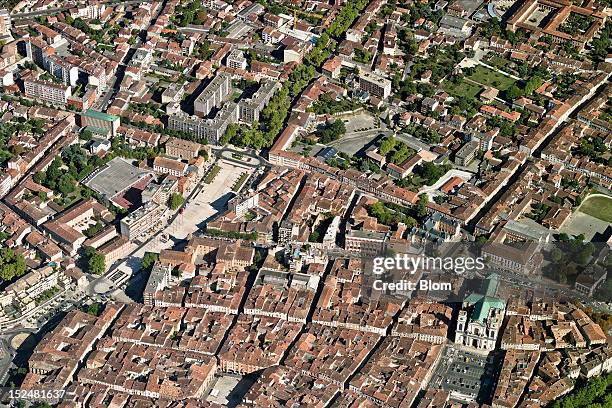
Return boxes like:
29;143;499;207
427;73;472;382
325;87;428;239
551;372;612;408
505;84;523;100
524;75;543;96
142;252;159;271
57;174;76;195
360;159;370;173
475;235;488;247
414;162;450;186
550;247;564;263
84;302;102;316
379;137;397;155
80;129;93;141
390;142;412;164
169;193;184;210
85;247;105;275
0;248;27;281
319;120;346;143
557;269;568;284
417;194;428;218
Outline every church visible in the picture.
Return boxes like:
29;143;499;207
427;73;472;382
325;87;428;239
455;274;506;351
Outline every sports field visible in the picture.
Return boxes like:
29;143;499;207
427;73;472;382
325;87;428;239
579;194;612;223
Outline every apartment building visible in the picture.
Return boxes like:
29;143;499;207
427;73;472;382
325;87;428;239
143;263;171;305
119;202;166;240
344;229;387;257
169;102;238;145
24;77;72;106
227;49;247;70
0;9;10;40
72;3;106;19
358;70;392;99
26;37;49;67
141;176;178;206
161;82;185;104
0;266;63;310
47;55;79;86
454;141;479;166
238;80;280;124
26;38;79;86
194;72;231;117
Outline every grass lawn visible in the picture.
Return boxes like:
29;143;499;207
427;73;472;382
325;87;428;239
203;164;221;184
579;195;612;223
467;65;516;91
486;55;513;70
232;172;249;192
442;80;482;99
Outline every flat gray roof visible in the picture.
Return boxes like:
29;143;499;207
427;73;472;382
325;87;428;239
84;157;153;199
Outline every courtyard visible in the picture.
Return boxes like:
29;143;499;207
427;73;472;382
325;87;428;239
329;112;387;156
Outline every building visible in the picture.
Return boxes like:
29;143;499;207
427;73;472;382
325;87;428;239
575;268;607;297
455;141;479;166
25;37;48;68
119;202;166;240
506;0;606;51
0;9;11;40
358;70;392;99
153;156;188;177
43;198;112;256
194;73;232;117
344;228;387;257
161;83;185;104
482;240;542;274
228;193;259;217
439;15;472;36
73;3;106;20
45;55;79;86
97;237;131;271
141;176;178;206
24;77;72;106
322;56;342;79
0;69;13;87
227;49;248;70
238;80;279;123
1;265;63;309
169;102;238;145
81;109;120;137
165;137;202;160
143;263;171;305
455;274;506;351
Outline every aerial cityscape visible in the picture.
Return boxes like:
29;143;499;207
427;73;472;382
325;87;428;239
0;0;610;406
